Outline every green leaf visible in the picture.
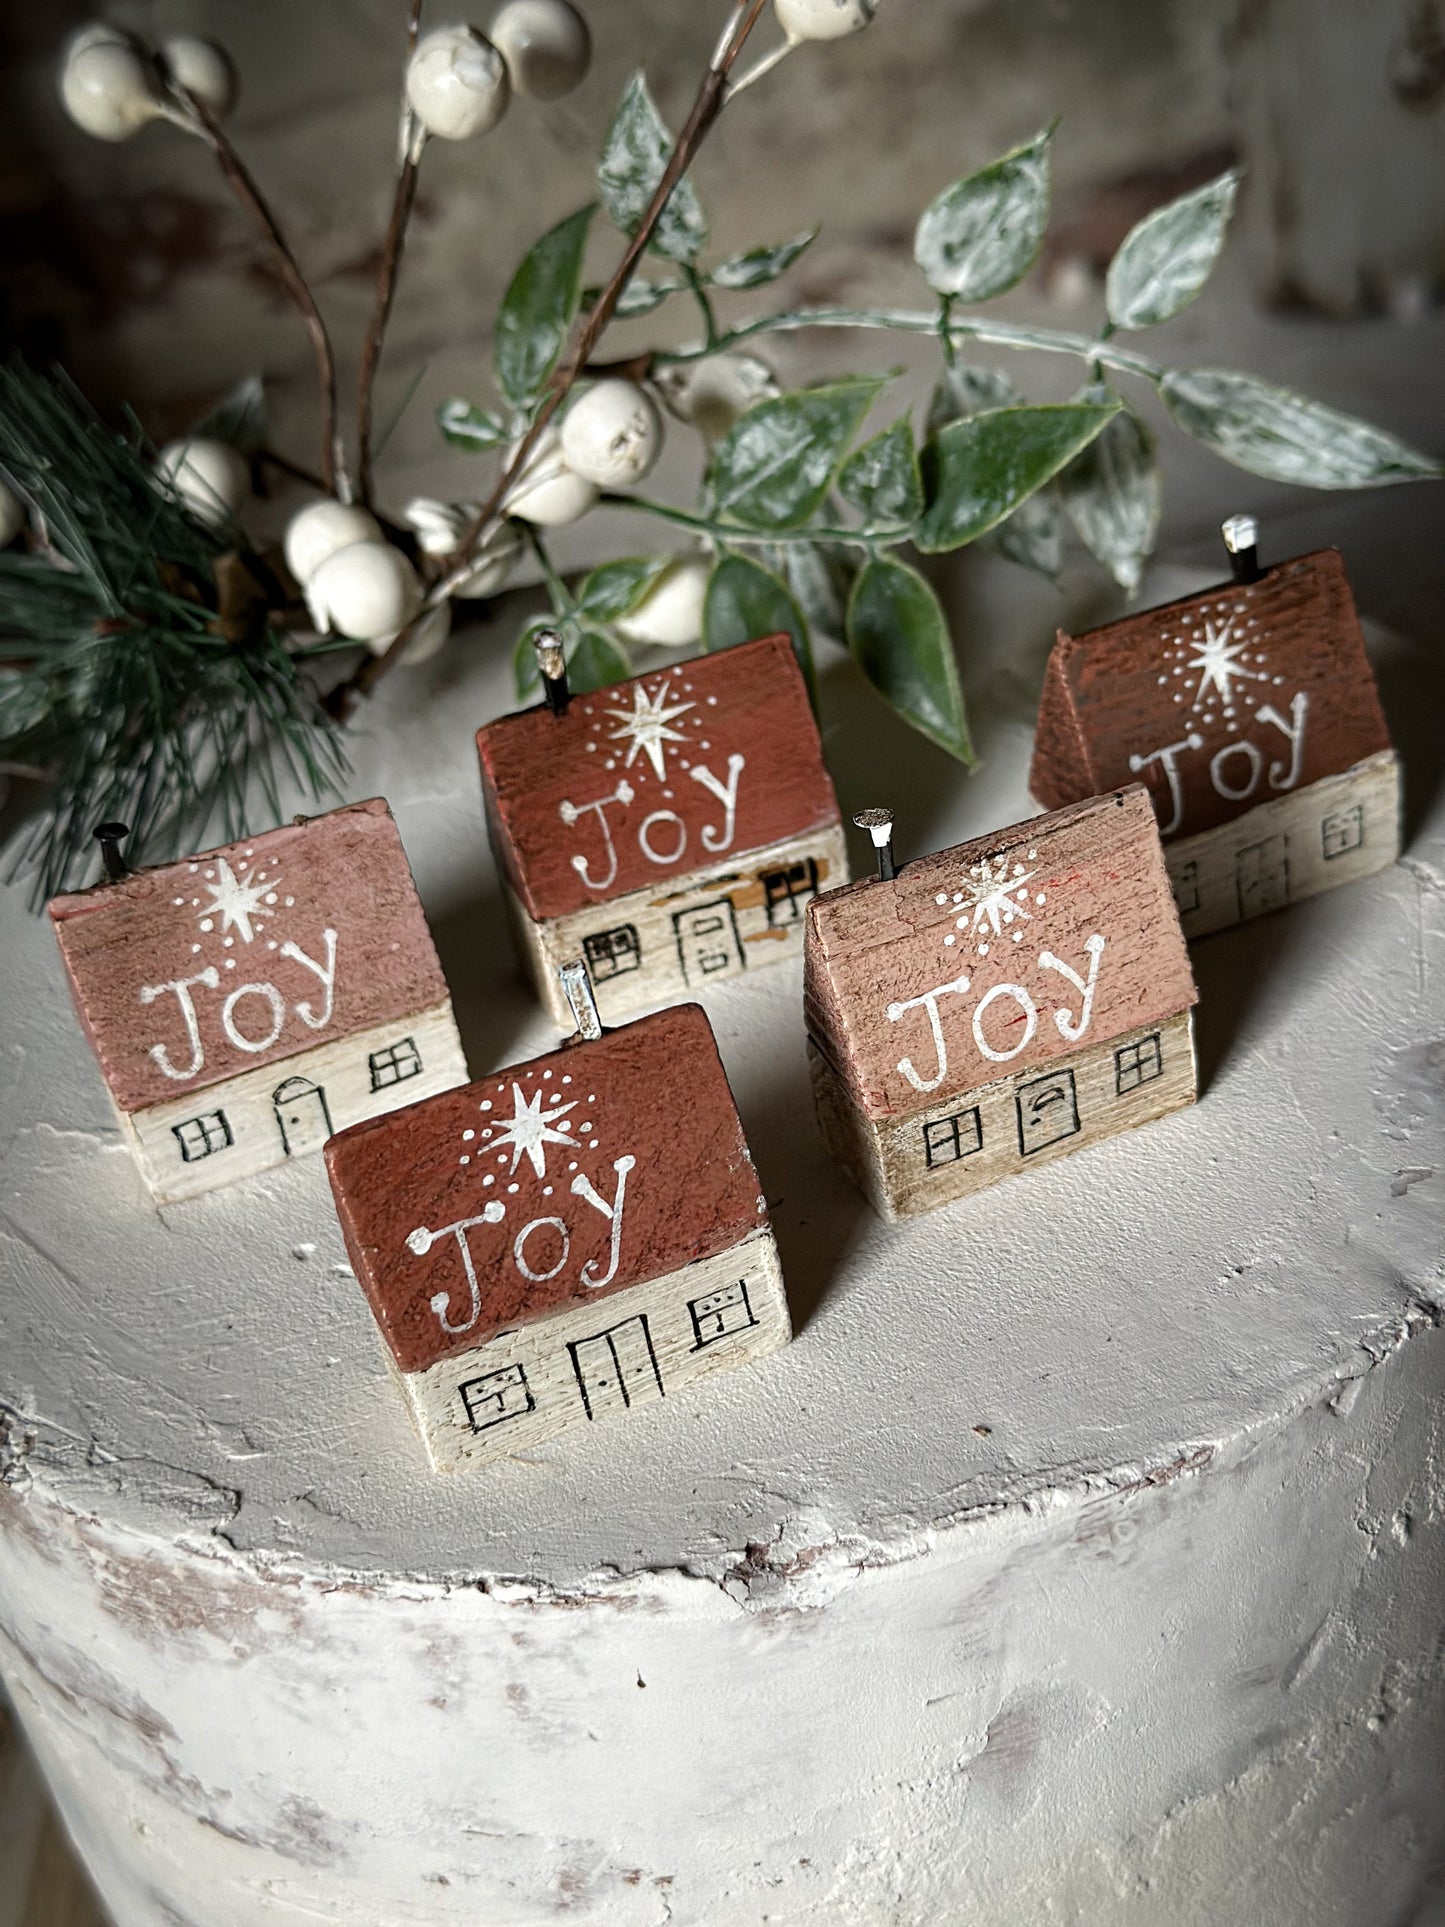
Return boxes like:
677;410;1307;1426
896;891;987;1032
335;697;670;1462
513;621;547;700
837;418;924;525
703;553;815;701
845;557;972;763
916;402;1119;553
991;487;1063;579
576;556;673;622
613;277;682;317
709;230;819;291
597;73;707;264
1059;395;1160;591
437;398;508;452
913;127;1053;301
569;628;633;694
1105;170;1240;332
190;375;267;454
494;204;595;408
710;376;884;530
927;363;1024;436
1159;369;1442;488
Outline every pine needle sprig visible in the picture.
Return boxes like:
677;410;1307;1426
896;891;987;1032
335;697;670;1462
0;362;346;906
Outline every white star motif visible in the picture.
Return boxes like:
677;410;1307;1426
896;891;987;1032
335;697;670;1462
605;679;696;780
489;1082;579;1179
199;857;274;944
956;854;1036;940
1185;614;1267;713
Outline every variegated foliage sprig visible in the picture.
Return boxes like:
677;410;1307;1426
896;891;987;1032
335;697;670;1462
440;109;1439;764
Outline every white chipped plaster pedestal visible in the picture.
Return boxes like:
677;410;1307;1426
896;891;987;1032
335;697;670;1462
3;545;1445;1927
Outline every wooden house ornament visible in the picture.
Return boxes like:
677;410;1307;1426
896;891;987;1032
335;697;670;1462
48;800;467;1204
805;789;1199;1222
1030;518;1401;939
477;632;847;1030
324;963;790;1472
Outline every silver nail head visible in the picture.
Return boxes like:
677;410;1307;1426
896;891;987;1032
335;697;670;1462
853;807;894;850
1221;514;1258;555
559;958;602;1042
532;627;567;683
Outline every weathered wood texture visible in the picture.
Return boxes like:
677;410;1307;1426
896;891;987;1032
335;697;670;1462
478;635;841;924
120;1003;466;1204
1162;750;1400;940
812;1010;1196;1221
326;1002;771;1378
49;799;453;1114
806;788;1196;1124
394;1229;790;1472
507;824;848;1029
1030;548;1392;845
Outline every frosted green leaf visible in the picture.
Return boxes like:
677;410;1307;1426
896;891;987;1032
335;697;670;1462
927;363;1024;436
1160;370;1442;487
437;399;507;452
710;230;818;291
916;402;1118;554
597;73;707;264
837;418;924;525
991;487;1063;579
914;127;1053;301
1105;171;1240;331
710;377;883;529
575;556;673;622
846;557;972;763
704;553;814;699
494;205;594;407
1059;398;1160;592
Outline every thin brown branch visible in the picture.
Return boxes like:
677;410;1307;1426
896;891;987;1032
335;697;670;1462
330;0;771;718
182;93;347;498
356;0;428;507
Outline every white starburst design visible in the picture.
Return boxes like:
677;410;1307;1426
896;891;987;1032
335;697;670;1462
605;678;696;780
1185;614;1268;713
956;853;1036;939
489;1081;579;1179
199;857;275;944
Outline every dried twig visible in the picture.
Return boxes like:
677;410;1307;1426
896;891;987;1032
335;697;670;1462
329;0;771;718
356;0;427;506
181;92;347;499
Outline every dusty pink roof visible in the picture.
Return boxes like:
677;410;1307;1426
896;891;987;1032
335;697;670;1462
49;799;449;1114
325;1003;767;1375
478;634;840;921
805;787;1196;1122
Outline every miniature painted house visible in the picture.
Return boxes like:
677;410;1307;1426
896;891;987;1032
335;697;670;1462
1030;541;1400;939
48;799;467;1204
325;997;789;1471
805;788;1199;1222
477;634;847;1029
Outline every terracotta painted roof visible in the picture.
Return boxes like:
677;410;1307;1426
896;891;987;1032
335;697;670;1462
805;787;1196;1123
1030;548;1391;842
49;799;449;1115
325;1003;767;1376
478;634;840;922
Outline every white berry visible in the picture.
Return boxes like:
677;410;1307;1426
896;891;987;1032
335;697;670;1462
308;541;422;644
406;27;510;139
59;28;164;141
0;480;26;548
615;555;710;648
283;500;384;587
489;0;591;99
405;499;523;597
502;424;597;526
159;36;238;120
154;438;249;528
775;0;876;41
655;353;778;445
559;380;663;489
391;601;453;666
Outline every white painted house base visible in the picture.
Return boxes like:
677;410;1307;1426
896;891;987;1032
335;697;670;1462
120;1003;468;1204
509;825;848;1029
811;1010;1197;1222
393;1230;789;1472
1162;749;1401;940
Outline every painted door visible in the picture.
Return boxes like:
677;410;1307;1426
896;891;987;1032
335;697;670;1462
1236;834;1290;921
273;1075;333;1156
568;1314;664;1421
1015;1067;1080;1157
674;899;744;984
